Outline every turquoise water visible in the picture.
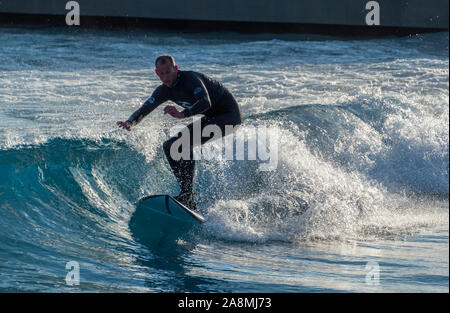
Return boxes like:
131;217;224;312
0;27;448;292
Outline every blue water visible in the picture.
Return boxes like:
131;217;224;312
0;27;448;292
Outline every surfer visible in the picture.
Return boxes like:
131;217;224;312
117;55;242;210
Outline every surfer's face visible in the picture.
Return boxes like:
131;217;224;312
155;61;178;87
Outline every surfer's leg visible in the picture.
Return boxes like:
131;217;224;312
163;118;207;210
162;117;226;200
162;121;198;196
163;96;241;208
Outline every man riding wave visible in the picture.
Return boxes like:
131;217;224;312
117;55;242;210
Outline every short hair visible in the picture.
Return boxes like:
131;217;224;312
155;55;176;67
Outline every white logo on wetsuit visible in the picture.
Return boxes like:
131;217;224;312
177;87;202;108
177;101;194;109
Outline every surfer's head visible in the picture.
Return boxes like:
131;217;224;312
155;55;178;87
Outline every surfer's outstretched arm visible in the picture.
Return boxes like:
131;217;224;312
117;85;168;131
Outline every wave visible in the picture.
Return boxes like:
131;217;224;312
254;102;449;196
0;138;160;262
200;102;449;242
0;95;448;247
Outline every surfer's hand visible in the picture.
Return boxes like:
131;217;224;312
164;105;185;119
117;121;132;131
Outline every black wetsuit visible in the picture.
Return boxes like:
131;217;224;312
127;70;242;195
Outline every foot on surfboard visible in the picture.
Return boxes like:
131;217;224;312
174;192;197;211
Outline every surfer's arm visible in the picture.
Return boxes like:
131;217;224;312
181;79;212;118
126;98;158;126
126;86;168;126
